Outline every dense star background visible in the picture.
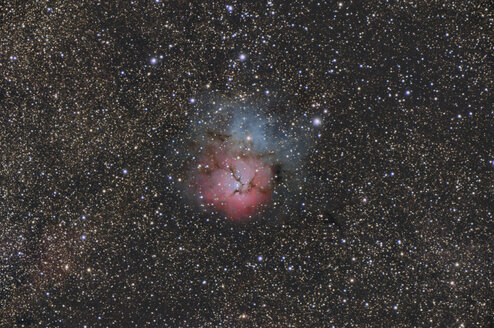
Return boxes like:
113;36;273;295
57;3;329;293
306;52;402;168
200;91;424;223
1;1;492;327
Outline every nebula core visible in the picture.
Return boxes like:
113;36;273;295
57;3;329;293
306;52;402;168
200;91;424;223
193;139;274;220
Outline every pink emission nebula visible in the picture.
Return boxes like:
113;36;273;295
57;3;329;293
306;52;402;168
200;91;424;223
191;141;274;220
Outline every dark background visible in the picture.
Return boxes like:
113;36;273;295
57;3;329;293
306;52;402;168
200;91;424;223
1;1;492;327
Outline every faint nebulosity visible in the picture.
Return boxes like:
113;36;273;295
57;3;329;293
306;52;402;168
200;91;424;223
0;1;492;327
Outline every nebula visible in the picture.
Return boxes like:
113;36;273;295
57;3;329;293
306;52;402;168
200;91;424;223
192;137;274;220
181;101;307;222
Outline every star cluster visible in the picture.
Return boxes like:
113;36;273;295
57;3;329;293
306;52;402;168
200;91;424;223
1;1;492;327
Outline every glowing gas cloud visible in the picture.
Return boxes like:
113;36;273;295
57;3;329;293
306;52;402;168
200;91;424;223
182;101;306;221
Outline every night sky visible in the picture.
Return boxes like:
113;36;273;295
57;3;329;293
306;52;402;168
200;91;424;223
1;1;493;327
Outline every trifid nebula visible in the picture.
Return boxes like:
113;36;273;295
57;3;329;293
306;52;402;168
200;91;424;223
0;1;492;327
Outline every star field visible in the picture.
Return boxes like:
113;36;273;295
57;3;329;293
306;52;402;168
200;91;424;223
1;1;492;327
